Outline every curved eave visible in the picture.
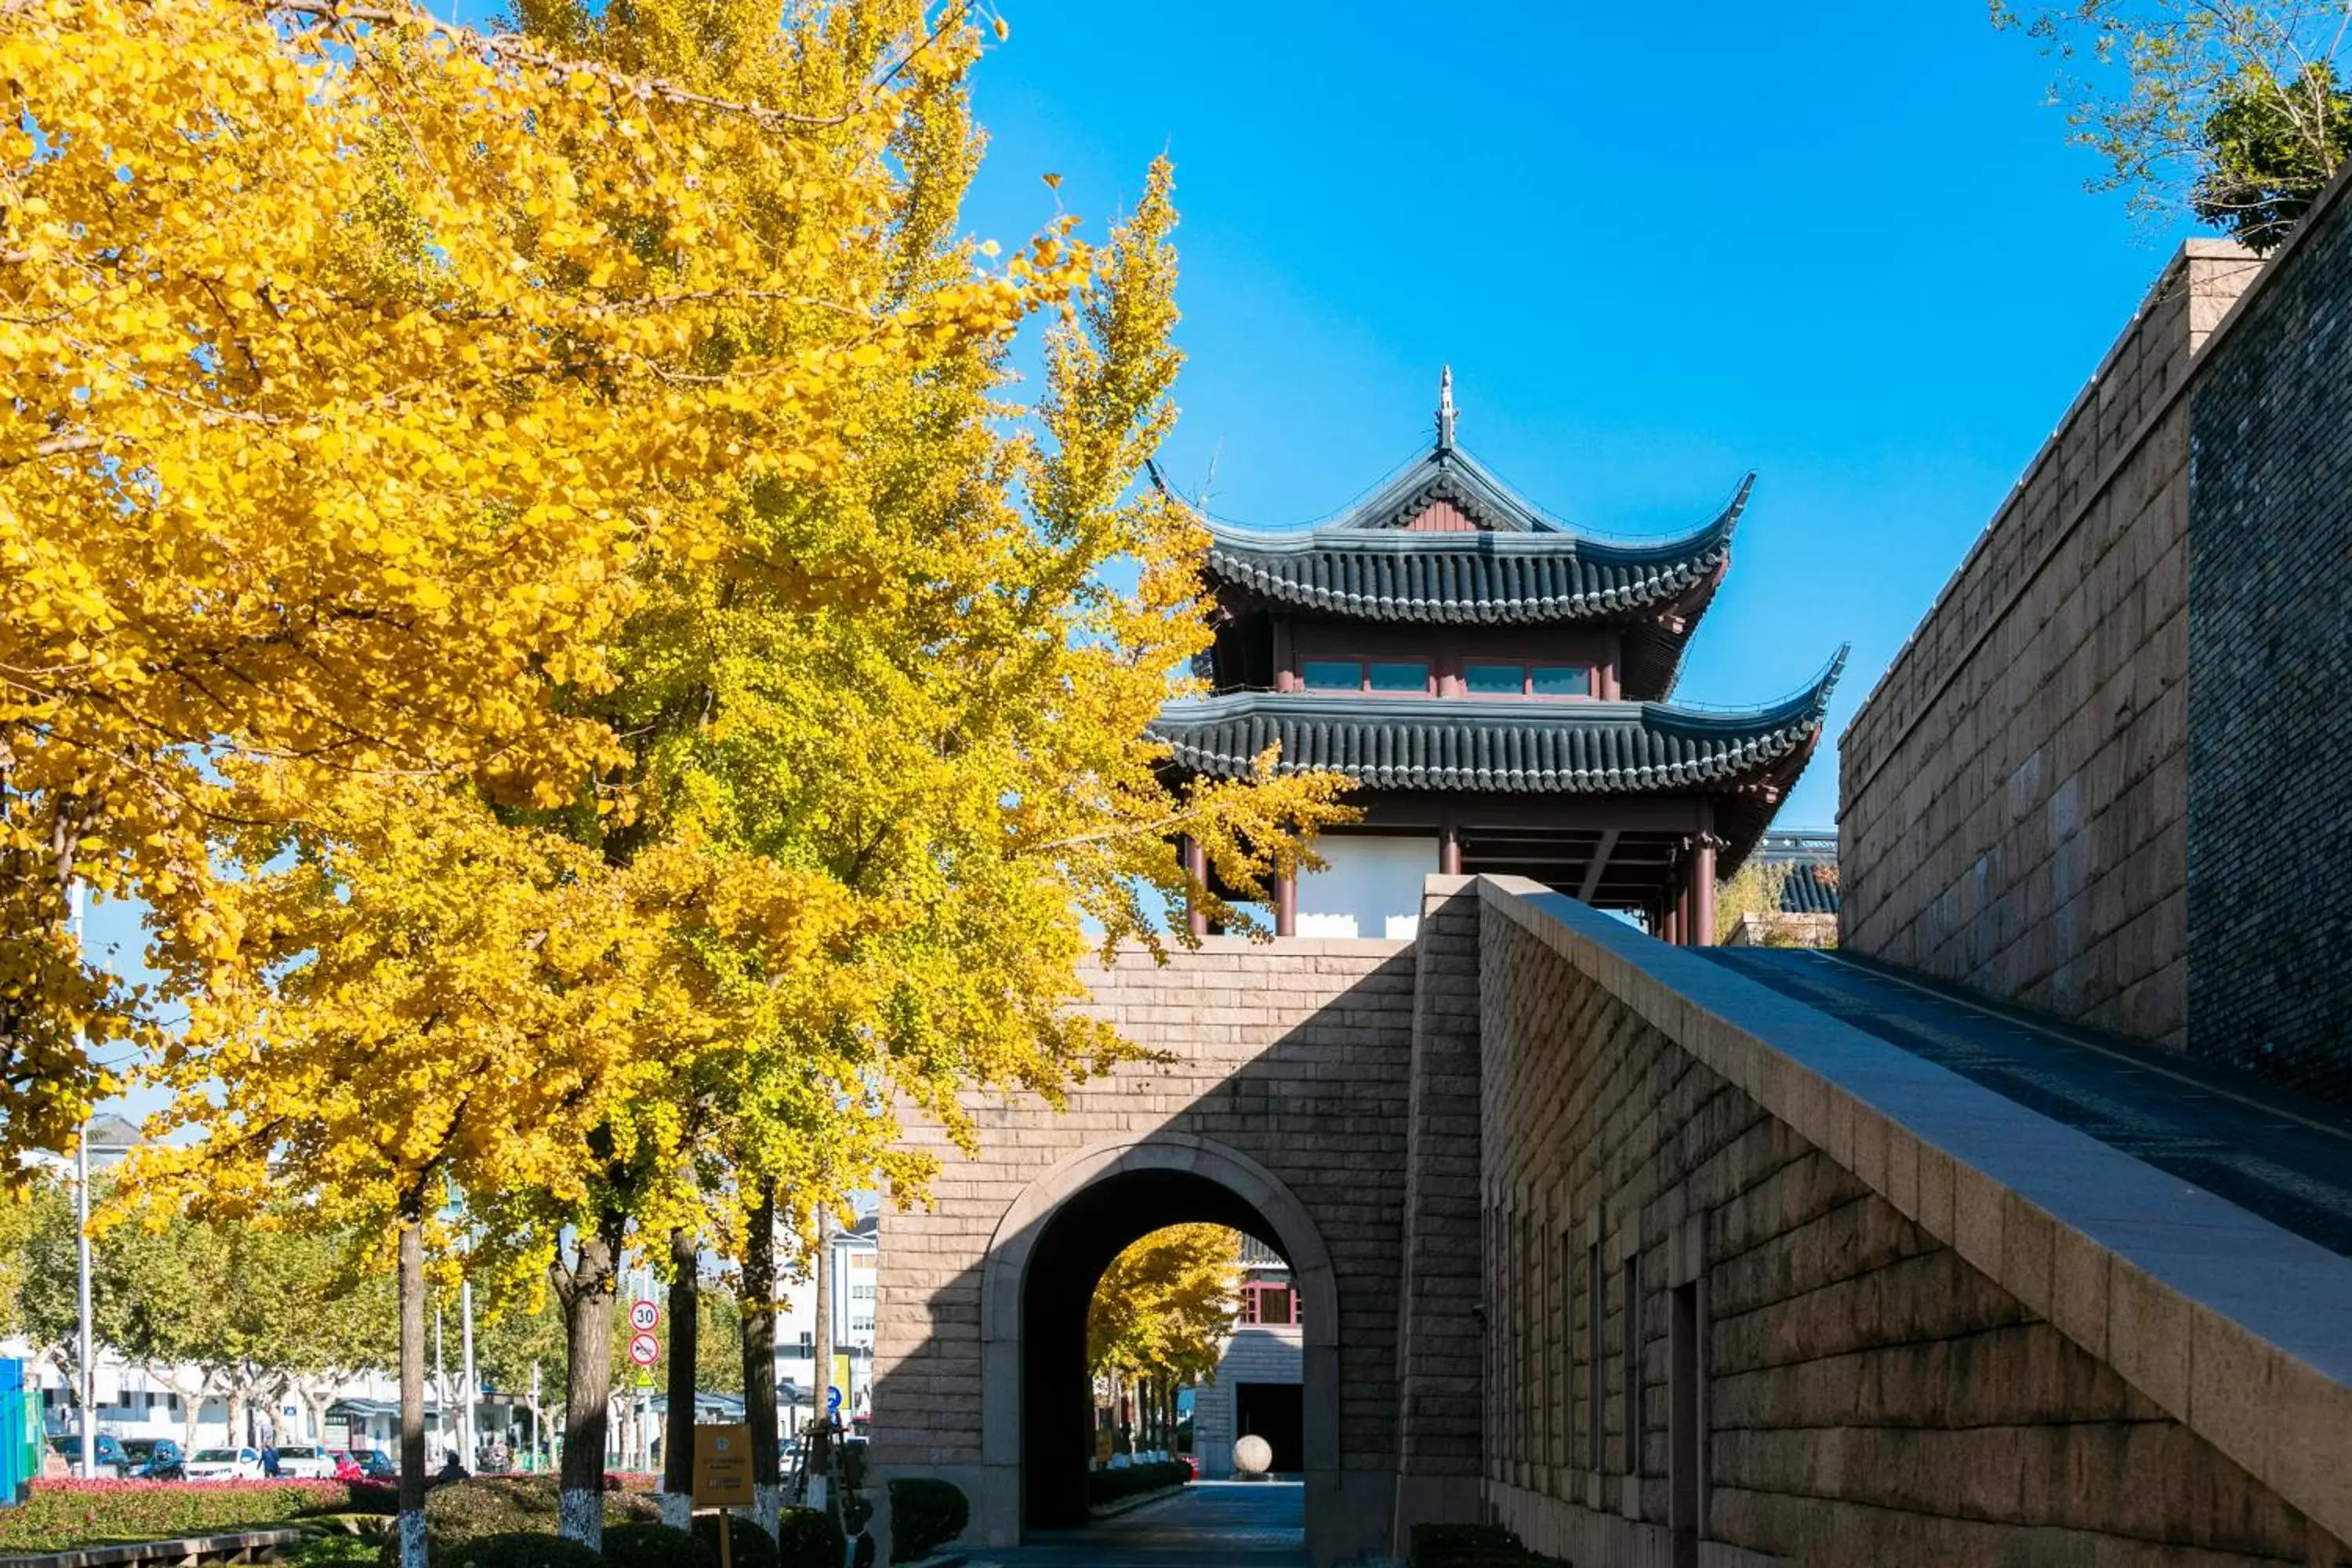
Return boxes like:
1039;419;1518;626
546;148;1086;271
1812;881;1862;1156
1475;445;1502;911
1201;470;1751;629
1149;648;1846;796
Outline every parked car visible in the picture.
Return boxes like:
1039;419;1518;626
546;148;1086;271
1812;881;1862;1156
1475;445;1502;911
47;1434;129;1476
272;1443;335;1479
331;1450;364;1482
183;1446;266;1481
346;1449;397;1483
121;1438;183;1479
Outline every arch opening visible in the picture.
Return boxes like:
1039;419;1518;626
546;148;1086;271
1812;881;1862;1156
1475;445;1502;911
978;1136;1341;1548
1022;1167;1283;1528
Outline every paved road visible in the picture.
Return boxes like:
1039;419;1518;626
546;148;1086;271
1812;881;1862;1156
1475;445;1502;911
1704;946;2352;1258
960;1481;1308;1566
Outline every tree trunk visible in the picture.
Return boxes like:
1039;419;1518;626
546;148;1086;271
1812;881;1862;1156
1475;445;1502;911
808;1207;833;1516
554;1227;619;1550
397;1209;427;1568
740;1188;782;1538
660;1225;698;1527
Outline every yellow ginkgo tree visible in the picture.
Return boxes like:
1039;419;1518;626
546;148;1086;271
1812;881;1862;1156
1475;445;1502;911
0;0;1051;1163
99;0;1353;1558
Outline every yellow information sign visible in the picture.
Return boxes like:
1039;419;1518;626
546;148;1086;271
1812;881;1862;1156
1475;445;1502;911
692;1423;755;1510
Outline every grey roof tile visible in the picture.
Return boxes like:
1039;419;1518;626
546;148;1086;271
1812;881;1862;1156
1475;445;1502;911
1149;651;1844;795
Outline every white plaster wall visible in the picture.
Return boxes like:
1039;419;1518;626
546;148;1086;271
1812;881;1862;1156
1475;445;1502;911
1295;837;1438;939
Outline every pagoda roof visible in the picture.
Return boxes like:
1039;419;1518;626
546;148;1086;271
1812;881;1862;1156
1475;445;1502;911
1149;648;1844;797
1196;448;1750;699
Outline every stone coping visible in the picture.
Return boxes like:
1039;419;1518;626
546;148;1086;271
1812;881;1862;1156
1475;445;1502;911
1080;936;1414;960
1477;875;2352;1548
0;1527;312;1566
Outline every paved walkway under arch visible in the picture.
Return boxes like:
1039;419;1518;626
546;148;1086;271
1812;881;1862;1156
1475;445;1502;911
959;1481;1309;1566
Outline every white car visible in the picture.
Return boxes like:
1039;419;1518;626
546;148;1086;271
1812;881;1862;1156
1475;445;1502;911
183;1446;265;1481
271;1444;335;1479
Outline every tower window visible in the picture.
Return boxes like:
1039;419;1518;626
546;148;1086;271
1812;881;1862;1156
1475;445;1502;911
1302;659;1362;691
1466;661;1592;698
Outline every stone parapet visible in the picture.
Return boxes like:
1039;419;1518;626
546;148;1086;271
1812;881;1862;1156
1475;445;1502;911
1475;877;2350;1563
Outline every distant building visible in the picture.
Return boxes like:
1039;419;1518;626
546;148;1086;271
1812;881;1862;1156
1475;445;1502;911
1151;373;1842;943
775;1209;878;1428
1721;829;1840;948
1191;1236;1301;1478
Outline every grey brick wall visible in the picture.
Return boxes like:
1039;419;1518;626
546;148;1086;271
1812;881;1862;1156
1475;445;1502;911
1477;904;2332;1566
2186;180;2352;1104
1840;244;2259;1047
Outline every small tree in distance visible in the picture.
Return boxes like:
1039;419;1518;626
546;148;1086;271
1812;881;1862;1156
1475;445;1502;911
1087;1225;1245;1457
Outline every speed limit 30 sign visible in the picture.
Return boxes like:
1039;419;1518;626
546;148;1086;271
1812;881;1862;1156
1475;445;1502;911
629;1300;660;1333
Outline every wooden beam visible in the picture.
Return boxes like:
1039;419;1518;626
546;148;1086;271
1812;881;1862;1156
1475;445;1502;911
1577;829;1620;903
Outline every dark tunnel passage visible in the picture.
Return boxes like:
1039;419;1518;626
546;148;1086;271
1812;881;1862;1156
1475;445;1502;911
1018;1166;1291;1530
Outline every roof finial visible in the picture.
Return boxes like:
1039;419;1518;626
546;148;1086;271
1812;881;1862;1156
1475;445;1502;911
1436;365;1457;452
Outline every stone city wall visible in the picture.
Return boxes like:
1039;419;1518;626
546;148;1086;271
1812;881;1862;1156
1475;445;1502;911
2184;171;2352;1105
1839;241;2259;1045
1475;880;2347;1567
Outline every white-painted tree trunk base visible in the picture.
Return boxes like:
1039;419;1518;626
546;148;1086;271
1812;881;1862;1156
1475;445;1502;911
397;1509;427;1568
658;1490;692;1530
753;1481;786;1541
557;1487;603;1549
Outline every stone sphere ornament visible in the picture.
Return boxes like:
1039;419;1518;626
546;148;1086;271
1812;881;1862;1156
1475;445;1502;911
1232;1434;1273;1476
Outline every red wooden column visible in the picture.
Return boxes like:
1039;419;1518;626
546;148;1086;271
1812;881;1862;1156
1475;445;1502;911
1690;834;1719;948
1439;821;1463;877
1181;836;1210;940
1274;869;1298;938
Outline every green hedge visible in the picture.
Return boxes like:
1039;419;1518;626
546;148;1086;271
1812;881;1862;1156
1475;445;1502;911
772;1506;846;1568
887;1477;967;1563
601;1521;715;1568
0;1479;358;1552
1409;1521;1573;1567
442;1533;610;1568
692;1514;779;1568
373;1477;658;1564
1086;1460;1189;1510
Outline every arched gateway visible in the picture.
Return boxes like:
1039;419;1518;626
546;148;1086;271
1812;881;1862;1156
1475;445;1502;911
868;934;1430;1566
981;1137;1339;1533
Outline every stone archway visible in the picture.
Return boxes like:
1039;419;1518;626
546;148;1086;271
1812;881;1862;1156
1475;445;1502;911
975;1134;1341;1545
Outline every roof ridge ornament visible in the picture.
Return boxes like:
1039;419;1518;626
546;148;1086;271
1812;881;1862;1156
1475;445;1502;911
1436;365;1457;454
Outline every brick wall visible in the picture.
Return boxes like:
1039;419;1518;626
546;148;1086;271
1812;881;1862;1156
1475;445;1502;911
1839;243;2259;1045
1477;893;2336;1566
869;938;1415;1559
2186;178;2352;1104
1390;880;1486;1539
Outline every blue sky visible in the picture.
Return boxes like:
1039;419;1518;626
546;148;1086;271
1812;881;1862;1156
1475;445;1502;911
949;0;2190;827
